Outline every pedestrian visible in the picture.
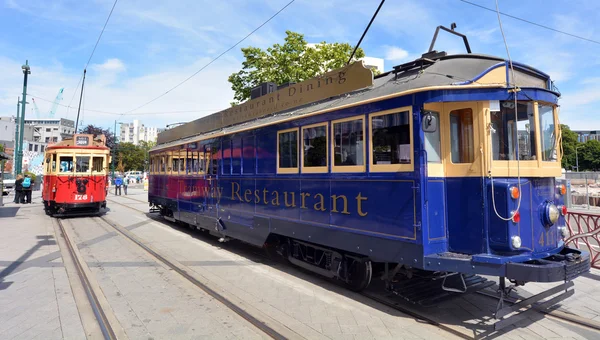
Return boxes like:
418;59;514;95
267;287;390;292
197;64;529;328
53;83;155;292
14;174;23;204
22;174;33;204
114;176;122;195
123;177;128;195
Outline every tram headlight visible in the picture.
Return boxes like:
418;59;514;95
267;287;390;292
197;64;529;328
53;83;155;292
511;235;522;249
548;204;560;224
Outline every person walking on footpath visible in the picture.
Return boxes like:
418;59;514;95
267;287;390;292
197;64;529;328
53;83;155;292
123;176;128;195
22;174;33;204
114;175;122;195
14;174;23;204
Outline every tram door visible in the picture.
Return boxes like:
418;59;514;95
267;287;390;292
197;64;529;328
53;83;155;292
422;105;447;243
204;143;220;220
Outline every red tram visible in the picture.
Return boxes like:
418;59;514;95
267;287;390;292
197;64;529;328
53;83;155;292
42;134;110;216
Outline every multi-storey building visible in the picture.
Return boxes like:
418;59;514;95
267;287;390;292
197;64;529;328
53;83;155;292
0;116;34;143
24;118;75;143
119;120;162;145
574;130;600;143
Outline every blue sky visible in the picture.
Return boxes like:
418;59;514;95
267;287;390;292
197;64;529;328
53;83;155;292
0;0;599;132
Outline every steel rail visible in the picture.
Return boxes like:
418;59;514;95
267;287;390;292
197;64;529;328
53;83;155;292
56;218;116;340
95;214;288;340
107;196;600;336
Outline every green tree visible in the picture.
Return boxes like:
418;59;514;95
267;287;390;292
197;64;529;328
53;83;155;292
579;139;600;171
80;124;116;150
228;30;369;103
138;141;156;171
560;124;579;170
117;142;145;171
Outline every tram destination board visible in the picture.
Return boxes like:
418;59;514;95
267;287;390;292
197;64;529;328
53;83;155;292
157;61;374;145
75;135;90;146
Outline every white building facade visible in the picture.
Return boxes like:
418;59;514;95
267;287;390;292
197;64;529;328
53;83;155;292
119;120;162;145
24;118;75;144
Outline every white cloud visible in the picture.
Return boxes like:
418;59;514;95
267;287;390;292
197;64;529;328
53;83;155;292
92;58;126;72
384;46;410;62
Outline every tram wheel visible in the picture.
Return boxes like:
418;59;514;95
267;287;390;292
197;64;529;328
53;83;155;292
345;258;373;292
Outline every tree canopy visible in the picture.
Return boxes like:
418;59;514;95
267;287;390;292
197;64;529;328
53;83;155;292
80;124;116;150
228;30;369;103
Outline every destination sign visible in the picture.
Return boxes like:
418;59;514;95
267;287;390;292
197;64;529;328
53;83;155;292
75;136;89;146
157;61;374;145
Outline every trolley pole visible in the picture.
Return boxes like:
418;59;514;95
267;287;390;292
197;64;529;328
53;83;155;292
16;60;31;176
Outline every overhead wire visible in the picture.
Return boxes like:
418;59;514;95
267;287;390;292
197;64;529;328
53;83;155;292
66;0;119;118
122;0;296;115
459;0;600;45
27;93;222;115
489;0;522;222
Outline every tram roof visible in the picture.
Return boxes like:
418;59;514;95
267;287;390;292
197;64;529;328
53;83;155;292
153;53;555;151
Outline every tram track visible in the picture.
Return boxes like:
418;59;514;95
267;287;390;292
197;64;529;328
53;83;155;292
105;196;600;338
55;218;117;340
105;196;472;338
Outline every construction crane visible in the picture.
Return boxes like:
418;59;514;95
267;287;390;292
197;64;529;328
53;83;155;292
31;87;64;118
31;98;41;118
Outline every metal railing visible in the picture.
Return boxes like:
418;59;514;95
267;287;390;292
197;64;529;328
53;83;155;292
565;210;600;269
565;172;600;210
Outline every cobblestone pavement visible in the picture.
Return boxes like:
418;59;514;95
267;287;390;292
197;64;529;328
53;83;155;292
106;190;600;339
2;188;600;339
0;192;87;340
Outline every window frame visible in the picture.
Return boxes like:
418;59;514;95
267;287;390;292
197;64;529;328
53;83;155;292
449;108;475;164
301;122;329;173
277;128;299;174
369;107;414;172
91;155;105;174
331;115;366;173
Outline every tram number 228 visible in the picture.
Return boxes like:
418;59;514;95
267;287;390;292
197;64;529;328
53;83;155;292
538;230;556;247
74;194;88;201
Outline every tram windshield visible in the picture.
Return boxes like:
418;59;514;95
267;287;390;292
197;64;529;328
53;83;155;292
490;101;556;161
59;156;74;172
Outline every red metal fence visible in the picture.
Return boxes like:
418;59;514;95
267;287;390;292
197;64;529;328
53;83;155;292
565;210;600;269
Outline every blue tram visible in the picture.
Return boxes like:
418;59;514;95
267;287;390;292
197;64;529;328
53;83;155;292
148;38;589;300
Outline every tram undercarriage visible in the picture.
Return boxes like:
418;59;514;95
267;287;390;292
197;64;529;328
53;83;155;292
44;200;106;217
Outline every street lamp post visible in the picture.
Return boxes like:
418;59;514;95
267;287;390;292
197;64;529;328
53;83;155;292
15;61;31;176
111;120;124;180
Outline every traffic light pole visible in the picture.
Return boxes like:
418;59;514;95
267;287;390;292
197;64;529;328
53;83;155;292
16;60;30;176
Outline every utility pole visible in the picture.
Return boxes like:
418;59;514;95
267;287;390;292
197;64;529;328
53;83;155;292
16;60;30;176
112;119;116;180
14;97;20;176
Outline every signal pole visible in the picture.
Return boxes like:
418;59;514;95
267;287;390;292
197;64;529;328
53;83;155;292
15;61;30;176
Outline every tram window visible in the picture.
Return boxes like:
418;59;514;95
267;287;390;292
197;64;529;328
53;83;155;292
197;152;205;173
179;155;185;173
278;129;298;172
92;157;104;172
242;136;255;174
333;118;364;169
59;156;74;172
449;108;474;163
186;153;194;174
371;111;410;165
424;111;441;163
51;154;57;172
76;156;90;173
302;124;327;170
539;104;557;161
490;101;536;161
160;156;166;173
222;139;232;175
232;138;241;175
